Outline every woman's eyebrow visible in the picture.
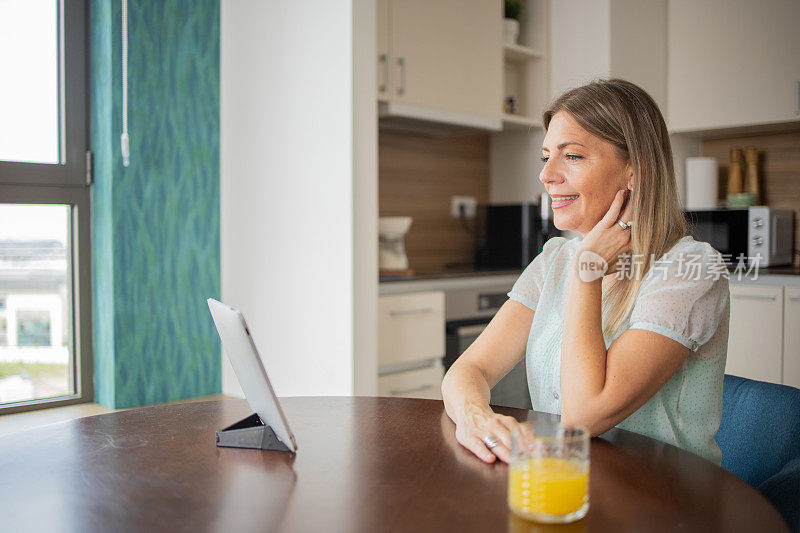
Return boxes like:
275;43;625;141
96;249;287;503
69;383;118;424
542;141;585;152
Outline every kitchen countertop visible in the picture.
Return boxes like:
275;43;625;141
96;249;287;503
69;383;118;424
756;265;800;276
379;269;521;295
727;263;800;286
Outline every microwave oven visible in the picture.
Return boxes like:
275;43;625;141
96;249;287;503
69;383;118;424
683;207;794;267
475;203;561;270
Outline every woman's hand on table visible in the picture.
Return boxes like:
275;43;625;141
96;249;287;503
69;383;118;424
454;401;520;464
576;189;633;278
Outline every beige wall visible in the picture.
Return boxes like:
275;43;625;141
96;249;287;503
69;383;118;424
379;129;490;274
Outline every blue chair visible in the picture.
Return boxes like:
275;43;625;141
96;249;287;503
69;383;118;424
715;374;800;532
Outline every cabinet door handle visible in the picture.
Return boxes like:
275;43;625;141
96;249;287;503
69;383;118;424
390;384;435;395
397;57;406;96
789;295;800;301
732;293;777;301
378;53;388;93
389;307;434;317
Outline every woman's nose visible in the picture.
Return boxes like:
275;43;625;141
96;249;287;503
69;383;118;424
539;159;564;186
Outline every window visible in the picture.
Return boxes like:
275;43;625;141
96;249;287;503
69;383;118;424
0;0;90;413
0;1;60;164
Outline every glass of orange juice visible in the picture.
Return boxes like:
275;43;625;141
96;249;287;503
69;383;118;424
508;415;589;524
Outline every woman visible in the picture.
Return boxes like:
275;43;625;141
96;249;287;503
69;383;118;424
442;79;730;465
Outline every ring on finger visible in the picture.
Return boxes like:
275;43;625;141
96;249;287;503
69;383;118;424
482;435;500;449
617;220;631;230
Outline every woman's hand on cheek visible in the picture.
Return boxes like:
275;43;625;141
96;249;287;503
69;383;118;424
576;189;633;279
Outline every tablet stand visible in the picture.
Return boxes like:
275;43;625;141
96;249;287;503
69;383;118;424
216;413;292;452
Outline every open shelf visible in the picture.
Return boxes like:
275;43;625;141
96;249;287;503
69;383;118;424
499;1;549;133
503;43;545;62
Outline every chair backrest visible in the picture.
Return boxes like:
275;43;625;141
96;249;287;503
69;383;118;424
715;374;800;487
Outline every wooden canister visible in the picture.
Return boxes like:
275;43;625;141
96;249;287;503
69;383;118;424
744;146;760;199
727;148;743;195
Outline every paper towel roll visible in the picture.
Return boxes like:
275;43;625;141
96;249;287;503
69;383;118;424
685;157;718;209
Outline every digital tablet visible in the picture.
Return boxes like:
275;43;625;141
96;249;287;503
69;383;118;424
207;298;297;452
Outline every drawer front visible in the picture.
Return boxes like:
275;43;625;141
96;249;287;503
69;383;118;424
727;284;783;384
378;364;444;400
784;287;800;389
378;291;444;366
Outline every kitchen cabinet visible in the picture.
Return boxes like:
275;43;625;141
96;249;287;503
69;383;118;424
668;0;800;132
727;284;784;384
377;0;502;129
378;363;444;400
378;291;445;400
378;291;444;367
784;287;800;389
376;0;391;100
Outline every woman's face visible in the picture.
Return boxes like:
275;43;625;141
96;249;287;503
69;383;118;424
540;111;632;235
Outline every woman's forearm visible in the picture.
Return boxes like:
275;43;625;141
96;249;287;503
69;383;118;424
560;269;608;423
442;362;494;426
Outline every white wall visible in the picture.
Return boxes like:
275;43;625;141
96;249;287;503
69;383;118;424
549;0;611;98
489;129;546;204
669;133;702;207
609;0;667;112
352;0;378;396
550;0;667;111
220;0;377;397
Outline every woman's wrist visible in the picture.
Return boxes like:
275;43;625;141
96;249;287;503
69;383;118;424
573;246;608;285
456;399;493;428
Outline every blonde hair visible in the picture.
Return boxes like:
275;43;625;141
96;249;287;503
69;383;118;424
543;78;686;337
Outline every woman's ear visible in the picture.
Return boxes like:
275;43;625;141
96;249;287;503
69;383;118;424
625;162;634;191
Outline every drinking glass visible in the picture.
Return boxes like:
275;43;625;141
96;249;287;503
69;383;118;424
508;414;590;524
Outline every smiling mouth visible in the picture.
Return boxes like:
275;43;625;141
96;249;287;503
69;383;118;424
550;194;580;209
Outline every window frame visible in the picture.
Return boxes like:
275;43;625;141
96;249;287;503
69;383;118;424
0;0;92;414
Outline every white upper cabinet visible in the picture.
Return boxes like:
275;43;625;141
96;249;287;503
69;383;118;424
668;0;800;132
377;0;502;128
377;0;391;102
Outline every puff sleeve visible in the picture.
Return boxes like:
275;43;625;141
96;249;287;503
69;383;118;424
507;237;568;312
628;241;730;354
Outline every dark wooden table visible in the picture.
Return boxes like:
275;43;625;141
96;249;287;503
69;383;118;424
0;397;788;532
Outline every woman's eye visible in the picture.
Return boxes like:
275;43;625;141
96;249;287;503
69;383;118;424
540;156;549;163
566;154;583;161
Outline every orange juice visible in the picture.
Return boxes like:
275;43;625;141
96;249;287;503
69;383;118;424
508;457;588;519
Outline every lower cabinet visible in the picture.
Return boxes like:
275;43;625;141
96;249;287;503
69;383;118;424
379;282;799;393
378;291;445;400
727;284;784;385
378;291;444;366
784;287;800;389
378;363;444;400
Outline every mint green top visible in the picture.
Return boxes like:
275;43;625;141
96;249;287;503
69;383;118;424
507;236;730;464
